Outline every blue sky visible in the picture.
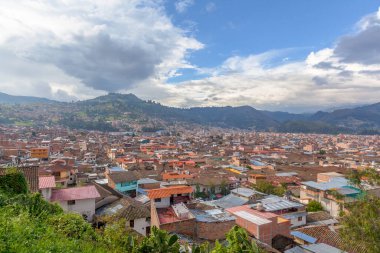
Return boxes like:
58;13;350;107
166;0;380;82
0;0;380;112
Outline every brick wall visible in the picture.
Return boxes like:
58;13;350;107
150;201;161;228
160;218;196;236
196;220;235;240
233;215;291;246
235;216;258;237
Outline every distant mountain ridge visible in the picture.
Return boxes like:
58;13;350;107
0;92;379;134
0;92;55;104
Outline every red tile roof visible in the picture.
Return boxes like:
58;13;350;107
39;176;56;189
147;186;193;199
51;185;100;202
295;225;365;253
162;172;194;181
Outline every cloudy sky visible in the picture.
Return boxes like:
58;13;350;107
0;0;380;112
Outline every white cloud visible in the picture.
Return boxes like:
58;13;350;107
0;0;203;99
144;7;380;112
0;1;379;113
175;0;194;13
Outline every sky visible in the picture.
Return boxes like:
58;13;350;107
0;0;380;112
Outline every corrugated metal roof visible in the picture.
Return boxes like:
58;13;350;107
257;196;303;211
291;231;317;243
137;178;158;184
212;194;248;209
190;208;236;222
135;194;150;204
234;210;271;225
231;187;260;197
301;177;348;191
336;187;360;195
284;246;306;253
302;243;346;253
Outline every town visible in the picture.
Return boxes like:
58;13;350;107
1;125;379;253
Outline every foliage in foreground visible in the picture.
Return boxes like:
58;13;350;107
340;196;380;253
0;170;265;253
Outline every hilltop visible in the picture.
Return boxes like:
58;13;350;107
0;92;379;134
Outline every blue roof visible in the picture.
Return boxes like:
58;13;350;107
110;167;124;172
302;177;349;191
291;231;317;243
250;160;266;166
336;186;360;195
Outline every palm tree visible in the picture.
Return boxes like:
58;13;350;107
138;226;180;253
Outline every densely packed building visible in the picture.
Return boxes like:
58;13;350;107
1;125;379;252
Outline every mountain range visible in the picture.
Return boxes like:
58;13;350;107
0;92;55;104
0;92;379;134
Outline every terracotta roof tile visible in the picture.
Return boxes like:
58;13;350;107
147;186;193;199
38;176;56;189
295;225;365;253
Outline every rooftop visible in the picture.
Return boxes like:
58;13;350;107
231;187;261;198
51;185;100;202
147;185;193;199
254;195;304;212
38;176;56;189
234;210;272;225
157;206;194;224
302;177;349;191
190;208;236;222
210;193;248;209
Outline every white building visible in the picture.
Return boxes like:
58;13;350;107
84;152;96;164
51;185;100;221
38;176;56;200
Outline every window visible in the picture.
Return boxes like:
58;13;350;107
298;216;303;222
130;220;134;228
68;200;76;205
177;194;182;196
155;198;161;202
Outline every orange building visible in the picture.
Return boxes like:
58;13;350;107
30;147;49;159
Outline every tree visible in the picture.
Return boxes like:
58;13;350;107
340;196;380;253
219;226;263;253
220;180;230;196
195;184;206;199
190;226;265;253
138;226;180;253
306;200;323;212
0;168;28;195
0;172;270;253
348;168;380;189
253;181;286;197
